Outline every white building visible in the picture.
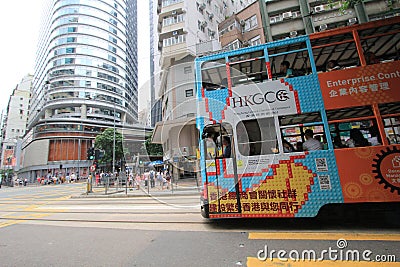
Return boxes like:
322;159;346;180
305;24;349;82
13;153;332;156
1;75;32;171
152;0;255;179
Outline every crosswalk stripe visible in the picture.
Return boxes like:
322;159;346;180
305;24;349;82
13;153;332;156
249;232;400;241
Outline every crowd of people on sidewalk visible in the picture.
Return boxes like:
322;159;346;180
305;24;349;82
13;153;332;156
92;169;172;191
140;169;172;190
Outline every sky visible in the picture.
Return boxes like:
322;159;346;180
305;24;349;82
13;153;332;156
0;0;150;115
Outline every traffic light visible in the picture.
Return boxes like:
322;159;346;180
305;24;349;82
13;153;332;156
87;147;94;160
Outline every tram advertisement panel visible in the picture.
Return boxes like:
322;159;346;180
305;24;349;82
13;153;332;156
319;61;400;109
227;81;299;119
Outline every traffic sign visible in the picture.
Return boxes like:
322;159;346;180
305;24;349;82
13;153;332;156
90;165;96;172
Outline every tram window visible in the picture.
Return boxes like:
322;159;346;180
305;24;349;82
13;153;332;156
379;102;400;144
236;118;277;156
326;106;373;121
201;59;228;91
229;50;267;86
327;106;378;148
358;24;400;63
202;123;233;159
268;41;311;79
279;112;325;151
311;32;359;72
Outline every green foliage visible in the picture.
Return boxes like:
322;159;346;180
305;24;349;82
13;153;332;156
141;135;163;156
0;169;13;176
94;128;124;165
329;0;394;11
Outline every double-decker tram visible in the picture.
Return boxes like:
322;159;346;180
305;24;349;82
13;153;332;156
195;16;400;219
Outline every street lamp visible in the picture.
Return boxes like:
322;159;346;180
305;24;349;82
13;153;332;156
113;102;117;191
113;102;116;174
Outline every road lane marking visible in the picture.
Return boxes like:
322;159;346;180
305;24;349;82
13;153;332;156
0;187;78;228
249;232;400;241
247;257;399;266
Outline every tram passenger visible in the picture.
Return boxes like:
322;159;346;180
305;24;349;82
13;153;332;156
346;129;370;147
222;136;231;158
368;125;381;146
296;141;303;152
280;61;293;78
365;51;380;65
205;133;217;159
282;139;295;153
303;129;323;151
333;135;347;149
326;60;342;71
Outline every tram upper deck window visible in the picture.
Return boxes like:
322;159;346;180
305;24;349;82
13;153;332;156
236;118;277;156
228;50;267;86
358;22;400;63
201;59;227;91
311;32;359;72
268;41;311;79
379;102;400;144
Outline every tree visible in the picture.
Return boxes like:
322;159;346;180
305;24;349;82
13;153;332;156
94;128;125;170
141;135;163;156
329;0;395;11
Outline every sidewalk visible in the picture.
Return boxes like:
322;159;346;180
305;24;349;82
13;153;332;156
72;177;201;198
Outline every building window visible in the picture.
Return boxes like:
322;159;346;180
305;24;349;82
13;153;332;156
109;26;117;34
198;20;206;32
244;15;258;32
108;45;117;53
249;35;261;46
163;14;184;26
163;34;186;47
223;39;241;51
185;89;193;97
108;55;117;62
66;47;75;53
162;0;183;8
109;36;118;44
65;58;74;64
184;66;192;74
109;18;118;26
20;109;23;115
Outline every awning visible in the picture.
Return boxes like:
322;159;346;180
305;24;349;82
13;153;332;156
147;160;164;166
151;117;196;144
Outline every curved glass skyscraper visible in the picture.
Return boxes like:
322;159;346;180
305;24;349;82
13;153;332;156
22;0;138;179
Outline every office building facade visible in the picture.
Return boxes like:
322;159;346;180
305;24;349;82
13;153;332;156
0;75;32;175
19;0;143;180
